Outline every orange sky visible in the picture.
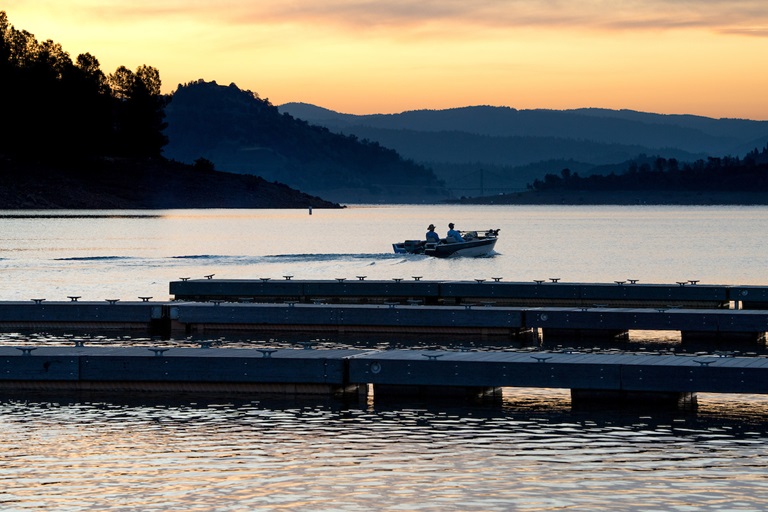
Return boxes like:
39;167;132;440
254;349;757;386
5;1;768;119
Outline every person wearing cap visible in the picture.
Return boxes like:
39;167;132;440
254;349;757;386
446;222;464;243
425;224;440;243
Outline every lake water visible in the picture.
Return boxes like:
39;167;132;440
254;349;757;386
1;205;768;511
1;204;766;301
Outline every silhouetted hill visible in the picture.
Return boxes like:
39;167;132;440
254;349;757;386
279;103;768;197
164;81;451;203
0;11;338;210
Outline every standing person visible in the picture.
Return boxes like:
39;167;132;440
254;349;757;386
446;222;464;243
425;224;440;243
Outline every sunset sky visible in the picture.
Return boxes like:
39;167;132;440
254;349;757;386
6;1;768;119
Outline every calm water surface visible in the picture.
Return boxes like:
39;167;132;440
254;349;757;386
0;205;767;510
0;204;765;301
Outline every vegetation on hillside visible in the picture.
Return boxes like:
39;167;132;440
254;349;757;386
164;81;451;202
0;11;339;208
528;146;768;193
0;11;167;161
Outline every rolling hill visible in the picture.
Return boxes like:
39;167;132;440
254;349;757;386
163;81;450;203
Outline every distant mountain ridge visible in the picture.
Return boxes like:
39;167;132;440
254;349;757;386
278;103;768;197
280;103;767;153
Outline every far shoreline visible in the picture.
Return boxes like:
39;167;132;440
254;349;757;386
447;190;768;206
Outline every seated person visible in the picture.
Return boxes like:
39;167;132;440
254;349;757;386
425;224;440;243
446;222;464;243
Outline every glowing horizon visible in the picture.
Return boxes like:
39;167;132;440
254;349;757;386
5;1;768;120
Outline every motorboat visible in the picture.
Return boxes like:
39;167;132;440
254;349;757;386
392;229;499;258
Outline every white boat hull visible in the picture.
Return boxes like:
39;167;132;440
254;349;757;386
393;231;498;258
425;237;497;258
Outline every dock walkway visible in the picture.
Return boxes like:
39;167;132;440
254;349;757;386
2;278;768;344
2;345;767;406
170;278;768;309
2;301;767;344
166;279;768;344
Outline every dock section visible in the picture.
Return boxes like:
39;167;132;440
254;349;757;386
0;301;162;331
348;349;768;393
0;346;365;395
1;299;767;346
170;302;525;337
165;279;768;345
3;345;768;407
348;349;768;406
729;285;768;310
438;280;731;308
0;280;766;346
526;307;768;344
170;278;754;309
170;278;442;305
166;303;767;345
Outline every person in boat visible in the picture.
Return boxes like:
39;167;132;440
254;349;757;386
425;224;440;243
446;222;464;243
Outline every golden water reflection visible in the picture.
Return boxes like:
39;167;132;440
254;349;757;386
1;390;767;510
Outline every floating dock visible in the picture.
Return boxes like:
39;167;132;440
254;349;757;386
0;345;361;395
2;345;768;408
0;301;162;331
3;278;767;408
1;279;767;345
169;278;768;309
169;301;526;337
348;348;768;404
167;278;768;344
2;301;767;345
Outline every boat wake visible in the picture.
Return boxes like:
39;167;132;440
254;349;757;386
54;256;134;261
170;255;228;260
47;253;408;271
261;253;403;262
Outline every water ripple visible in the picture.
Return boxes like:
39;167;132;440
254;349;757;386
0;397;767;510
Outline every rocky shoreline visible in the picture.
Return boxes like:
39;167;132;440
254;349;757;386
0;158;342;209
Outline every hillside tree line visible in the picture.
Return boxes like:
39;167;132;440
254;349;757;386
0;11;167;163
529;146;768;193
165;80;449;197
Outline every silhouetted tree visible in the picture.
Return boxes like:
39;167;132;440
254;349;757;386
109;64;168;157
193;157;216;172
0;11;167;162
